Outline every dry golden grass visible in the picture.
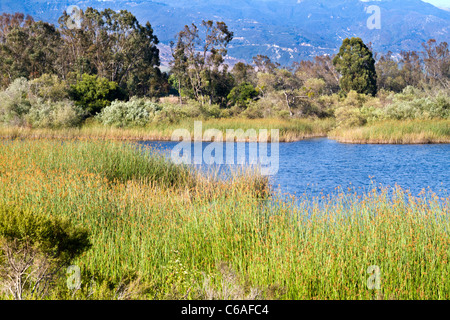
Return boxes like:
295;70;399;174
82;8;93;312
330;120;450;144
0;118;334;142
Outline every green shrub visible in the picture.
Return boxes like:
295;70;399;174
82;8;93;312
338;90;369;109
384;91;450;120
315;95;339;118
0;77;84;128
97;98;162;128
0;204;91;300
335;106;367;128
26;100;85;128
227;82;259;108
69;74;126;116
248;93;286;118
199;103;222;119
242;102;265;119
152;101;209;124
360;105;386;123
30;74;69;102
359;87;449;122
0;78;32;126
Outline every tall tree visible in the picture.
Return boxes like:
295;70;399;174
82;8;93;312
170;39;190;103
399;50;423;88
231;62;257;86
294;55;340;94
58;8;164;97
171;20;234;105
422;39;450;88
0;13;61;87
333;37;378;96
375;51;406;92
252;55;280;74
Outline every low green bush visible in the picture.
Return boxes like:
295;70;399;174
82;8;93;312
0;77;84;128
0;78;32;126
383;92;449;120
26;100;85;128
335;106;367;128
97;98;162;128
361;86;450;122
30;74;69;102
242;102;265;119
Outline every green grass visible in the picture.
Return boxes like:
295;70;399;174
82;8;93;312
0;139;449;300
330;120;450;144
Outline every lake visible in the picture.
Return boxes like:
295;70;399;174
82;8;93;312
139;138;450;199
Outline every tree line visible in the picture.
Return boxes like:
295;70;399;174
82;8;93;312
0;9;448;118
0;10;166;98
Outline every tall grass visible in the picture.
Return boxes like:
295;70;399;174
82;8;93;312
3;118;449;144
330;120;450;144
0;118;334;142
0;139;449;300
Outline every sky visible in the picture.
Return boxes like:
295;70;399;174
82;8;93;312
421;0;450;8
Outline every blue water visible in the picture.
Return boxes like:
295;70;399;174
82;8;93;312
139;138;450;198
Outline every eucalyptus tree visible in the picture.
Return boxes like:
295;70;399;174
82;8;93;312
58;7;164;97
375;51;406;92
171;20;234;105
422;39;449;88
0;13;61;87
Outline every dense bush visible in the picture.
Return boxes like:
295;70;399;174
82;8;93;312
227;82;259;108
30;74;69;102
0;204;91;300
383;87;450;120
0;78;32;126
69;74;126;116
245;92;289;118
97;97;235;127
242;102;265;119
198;102;224;119
334;106;367;128
26;100;85;128
97;98;162;128
0;78;84;128
360;86;450;122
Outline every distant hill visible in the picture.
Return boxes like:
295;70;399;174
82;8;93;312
1;0;449;66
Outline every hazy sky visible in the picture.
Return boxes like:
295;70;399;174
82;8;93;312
421;0;450;8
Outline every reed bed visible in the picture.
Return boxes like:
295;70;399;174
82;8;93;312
2;119;448;145
0;139;449;300
0;118;333;142
330;120;450;144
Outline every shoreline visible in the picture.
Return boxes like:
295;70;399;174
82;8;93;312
330;137;450;145
0;133;328;143
0;119;449;144
2;133;449;144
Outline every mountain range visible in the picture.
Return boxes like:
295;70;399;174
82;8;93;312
1;0;449;66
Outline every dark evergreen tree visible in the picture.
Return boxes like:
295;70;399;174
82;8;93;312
333;37;378;96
